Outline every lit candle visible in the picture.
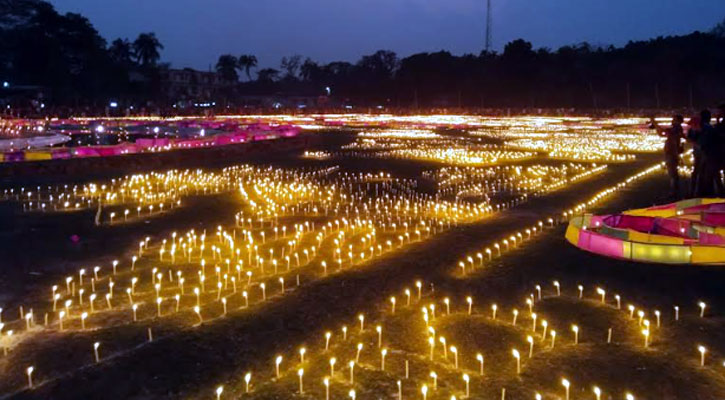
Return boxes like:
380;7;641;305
561;378;570;400
512;349;521;374
275;355;283;378
93;342;100;362
298;368;304;394
26;366;34;388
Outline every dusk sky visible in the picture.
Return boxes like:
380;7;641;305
51;0;725;71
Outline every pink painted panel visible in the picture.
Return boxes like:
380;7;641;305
699;232;725;245
587;232;626;258
702;213;725;226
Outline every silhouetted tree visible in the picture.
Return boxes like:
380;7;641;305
215;54;239;82
713;18;725;38
108;38;133;67
257;68;280;82
280;55;303;79
237;55;258;81
133;32;163;67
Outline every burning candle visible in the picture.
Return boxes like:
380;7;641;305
298;368;304;394
275;355;283;378
512;349;521;374
593;386;602;400
93;342;100;362
561;378;570;400
597;287;606;303
26;366;34;388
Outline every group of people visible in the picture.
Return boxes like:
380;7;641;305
654;104;725;199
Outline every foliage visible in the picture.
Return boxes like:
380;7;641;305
2;0;724;109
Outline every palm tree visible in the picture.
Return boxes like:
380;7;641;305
133;32;164;66
237;55;258;81
108;38;133;66
216;54;239;82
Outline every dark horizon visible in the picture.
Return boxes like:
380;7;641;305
50;0;725;70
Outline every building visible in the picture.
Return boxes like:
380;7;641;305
160;68;234;102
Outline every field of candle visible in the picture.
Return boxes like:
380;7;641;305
0;116;723;400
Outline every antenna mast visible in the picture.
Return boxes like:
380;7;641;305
485;0;492;52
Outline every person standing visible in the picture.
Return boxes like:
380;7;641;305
694;110;720;197
653;115;685;198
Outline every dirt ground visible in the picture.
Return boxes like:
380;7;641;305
0;131;722;400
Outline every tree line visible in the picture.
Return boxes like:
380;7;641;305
2;0;725;110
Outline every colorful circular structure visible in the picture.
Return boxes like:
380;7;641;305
566;198;725;265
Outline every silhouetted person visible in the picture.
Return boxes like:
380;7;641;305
714;103;725;194
653;115;684;198
686;115;702;197
692;110;720;197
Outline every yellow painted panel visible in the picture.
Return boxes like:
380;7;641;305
565;224;580;246
25;151;52;161
631;242;691;264
628;230;684;245
623;208;675;218
622;241;632;259
702;198;725;205
691;246;725;264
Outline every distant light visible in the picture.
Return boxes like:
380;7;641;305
109;101;118;108
2;82;8;88
40;103;45;109
96;125;105;133
325;86;331;95
153;127;160;134
200;129;205;137
345;105;353;109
